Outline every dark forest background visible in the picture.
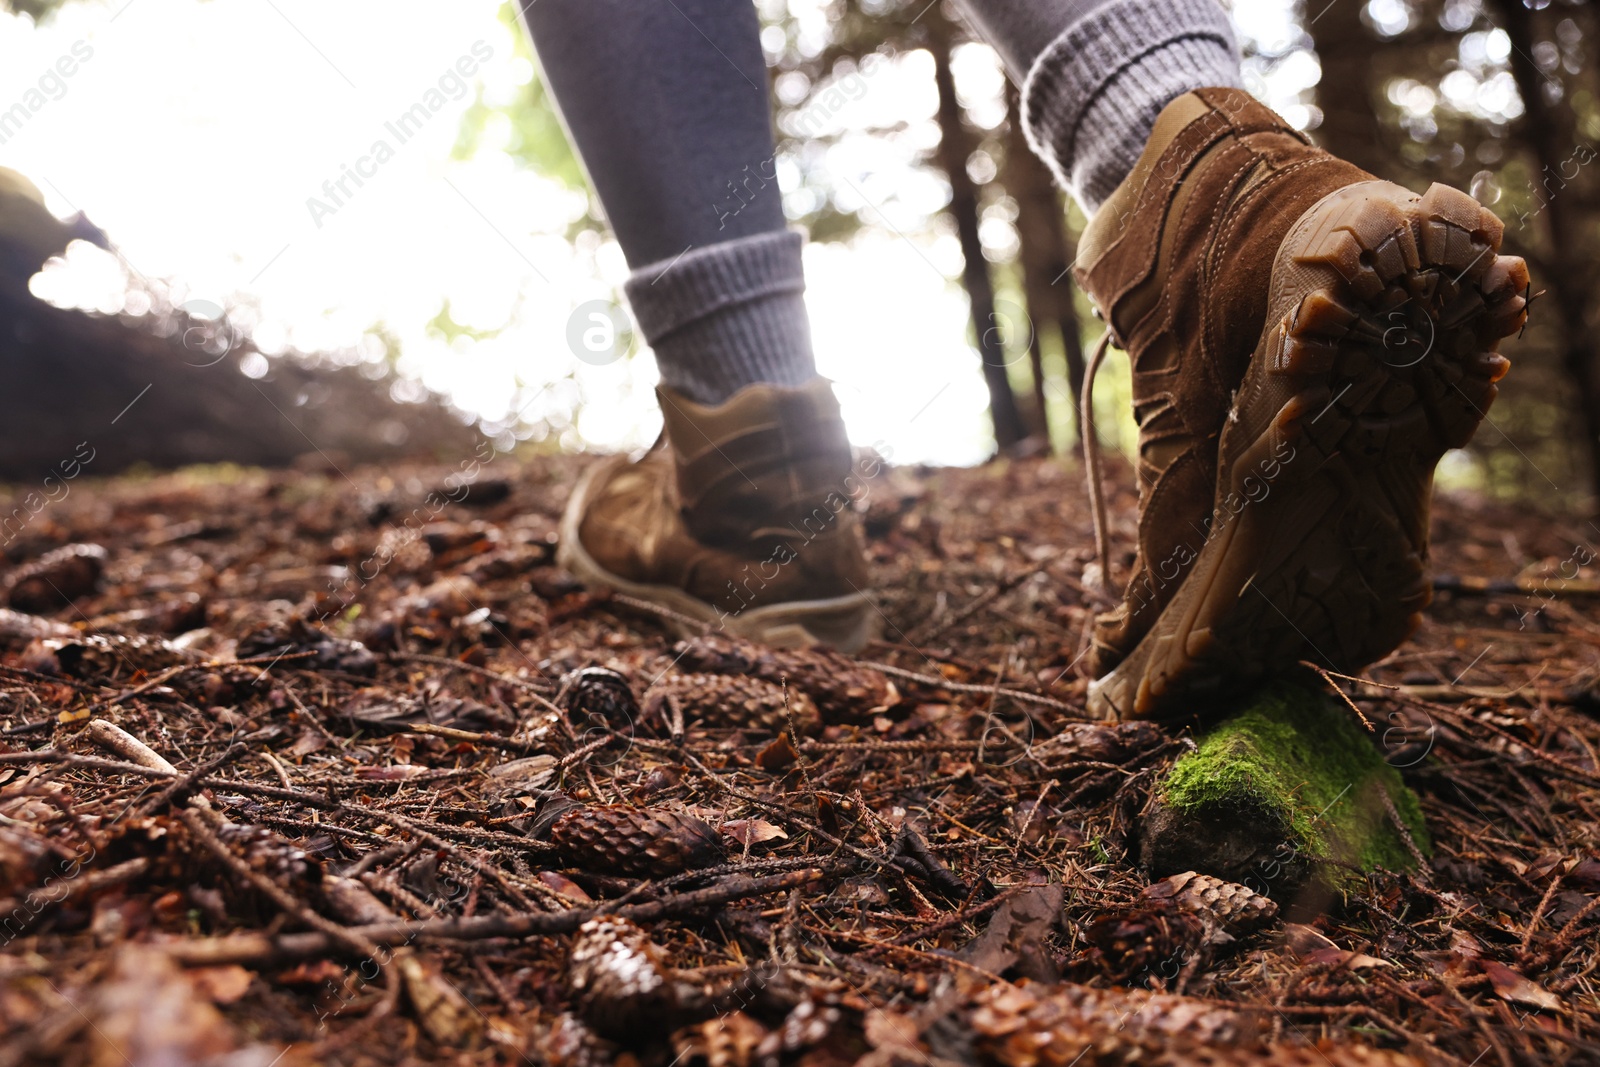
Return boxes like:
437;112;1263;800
731;0;1598;509
1;0;1595;513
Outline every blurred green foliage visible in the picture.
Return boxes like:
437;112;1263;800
451;3;586;194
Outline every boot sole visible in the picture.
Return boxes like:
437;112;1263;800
556;456;879;653
1090;180;1529;720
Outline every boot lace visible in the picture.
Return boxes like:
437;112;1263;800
1080;331;1114;589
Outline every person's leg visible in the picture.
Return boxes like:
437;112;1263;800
959;0;1528;719
524;1;873;650
957;0;1242;212
519;0;814;404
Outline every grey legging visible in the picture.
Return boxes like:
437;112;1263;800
519;0;1240;405
518;0;1087;270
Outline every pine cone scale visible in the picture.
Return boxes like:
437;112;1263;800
645;672;821;735
548;804;725;877
672;635;897;717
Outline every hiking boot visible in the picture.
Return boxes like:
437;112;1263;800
1074;88;1529;720
557;377;877;652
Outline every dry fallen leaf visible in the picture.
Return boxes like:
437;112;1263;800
187;965;255;1004
274;959;347;986
1283;923;1391;970
756;732;801;770
397;948;483;1046
1482;960;1562;1012
486;755;557;796
87;945;289;1067
721;818;788;847
538;870;594;902
354;764;430;780
289;728;328;757
1283;923;1339;954
859;1008;928;1067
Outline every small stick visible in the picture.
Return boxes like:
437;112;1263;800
895;825;971;899
1013;780;1052;861
136;743;243;816
393;651;555;693
1;750;340;809
864;661;1086;716
160;868;827;966
178;805;382;960
0;857;150;917
406;723;538;752
1548;893;1600;955
260;750;293;789
1299;661;1374;730
1521;872;1564;952
83;719;176;773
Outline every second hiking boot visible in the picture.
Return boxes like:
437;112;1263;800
558;377;876;652
1074;88;1529;720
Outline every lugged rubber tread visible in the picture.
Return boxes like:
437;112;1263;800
1090;181;1528;720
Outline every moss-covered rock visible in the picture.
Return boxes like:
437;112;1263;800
1140;679;1428;900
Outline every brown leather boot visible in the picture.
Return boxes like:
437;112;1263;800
557;377;876;652
1075;88;1529;720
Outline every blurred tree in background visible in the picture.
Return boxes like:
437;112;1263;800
0;0;68;18
1303;0;1600;506
758;0;1596;506
2;0;1593;509
757;0;1083;453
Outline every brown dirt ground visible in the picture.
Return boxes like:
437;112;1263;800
0;451;1595;1066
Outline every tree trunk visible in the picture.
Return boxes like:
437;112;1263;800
0;286;475;483
1004;89;1087;446
1302;0;1394;178
929;23;1028;451
1490;0;1600;506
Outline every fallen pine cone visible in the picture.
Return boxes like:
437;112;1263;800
1081;906;1207;985
21;632;197;680
1033;721;1167;769
1030;722;1171;804
1140;871;1277;938
213;819;322;890
560;666;639;727
395;948;482;1047
235;618;376;675
755;998;847;1064
1081;872;1276;983
968;982;1422;1067
6;542;107;613
546;804;725;877
970;981;1244;1064
645;672;821;736
0;823;58;899
671;1010;768;1067
567;916;680;1038
145;816;323;923
546;1012;619;1067
672;635;897;718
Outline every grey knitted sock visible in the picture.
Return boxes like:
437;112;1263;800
624;230;817;405
1019;0;1243;213
956;0;1098;81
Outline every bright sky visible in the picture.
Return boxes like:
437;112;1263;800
2;0;1314;467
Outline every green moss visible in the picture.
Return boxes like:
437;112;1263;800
1159;679;1429;892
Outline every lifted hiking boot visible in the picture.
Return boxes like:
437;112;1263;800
1075;88;1529;720
557;377;877;652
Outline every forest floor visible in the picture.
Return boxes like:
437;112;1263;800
0;451;1596;1067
